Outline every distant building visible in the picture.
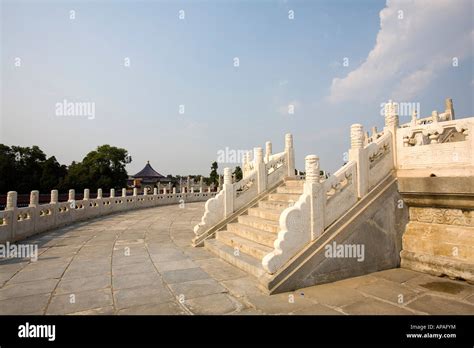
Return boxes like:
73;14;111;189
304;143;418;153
129;161;174;192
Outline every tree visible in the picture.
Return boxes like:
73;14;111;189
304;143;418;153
233;166;242;181
207;161;219;186
11;145;47;193
0;145;17;193
40;156;67;192
63;145;130;191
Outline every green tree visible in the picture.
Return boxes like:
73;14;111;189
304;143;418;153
0;145;17;193
233;166;242;181
207;161;219;186
40;156;68;192
10;145;46;193
63;145;130;191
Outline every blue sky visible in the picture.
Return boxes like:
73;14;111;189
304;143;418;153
1;0;472;176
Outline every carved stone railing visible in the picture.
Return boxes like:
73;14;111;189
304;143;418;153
262;97;472;275
193;134;296;239
323;161;358;228
397;117;473;171
0;187;216;243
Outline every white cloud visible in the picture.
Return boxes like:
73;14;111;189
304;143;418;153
327;0;473;103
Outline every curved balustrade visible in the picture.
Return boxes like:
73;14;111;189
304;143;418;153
0;188;217;243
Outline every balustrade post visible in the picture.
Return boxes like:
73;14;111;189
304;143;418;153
265;141;272;163
50;190;58;204
84;189;90;200
163;186;167;194
243;151;250;178
304;155;324;240
285;133;295;177
255;147;266;193
133;188;138;197
143;187;148;196
349;124;369;198
153;187;158;195
110;189;115;198
97;188;103;199
68;189;76;208
157;183;161;194
384;100;399;167
445;98;455;120
5;191;18;241
6;191;17;210
122;188;126;197
29;190;39;208
172;187;176;194
223;167;234;217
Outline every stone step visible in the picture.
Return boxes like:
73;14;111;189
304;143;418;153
238;215;280;233
216;231;273;259
227;222;276;248
268;192;302;202
248;207;281;221
276;186;304;194
283;179;305;187
204;239;266;278
258;199;292;211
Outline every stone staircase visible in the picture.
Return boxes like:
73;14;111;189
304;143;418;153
204;178;304;279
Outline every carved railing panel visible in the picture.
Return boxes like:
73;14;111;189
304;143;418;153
324;161;357;228
367;133;393;190
233;171;258;211
397;118;473;169
266;152;286;187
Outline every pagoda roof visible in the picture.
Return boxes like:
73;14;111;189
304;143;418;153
132;161;165;178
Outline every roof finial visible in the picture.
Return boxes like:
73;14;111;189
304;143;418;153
147;160;150;164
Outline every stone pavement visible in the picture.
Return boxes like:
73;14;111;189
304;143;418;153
0;202;473;315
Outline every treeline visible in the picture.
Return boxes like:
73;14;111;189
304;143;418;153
0;144;129;194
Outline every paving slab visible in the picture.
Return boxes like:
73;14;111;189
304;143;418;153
117;302;187;315
113;283;174;309
297;283;367;308
56;274;111;295
47;288;114;315
161;267;210;284
113;272;162;290
184;293;240;315
0;293;50;315
406;294;474;315
356;278;419;305
195;258;247;281
0;278;57;300
155;259;199;272
169;278;227;300
245;293;318;314
341;297;415;315
221;276;265;298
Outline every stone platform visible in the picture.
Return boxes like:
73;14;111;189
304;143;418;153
0;202;472;315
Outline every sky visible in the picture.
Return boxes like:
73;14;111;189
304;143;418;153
1;0;473;177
